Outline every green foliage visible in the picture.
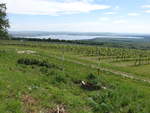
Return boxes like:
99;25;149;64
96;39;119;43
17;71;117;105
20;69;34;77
0;3;9;39
5;100;22;113
86;73;105;88
88;85;149;113
0;41;150;113
87;73;97;80
53;73;67;84
17;58;60;69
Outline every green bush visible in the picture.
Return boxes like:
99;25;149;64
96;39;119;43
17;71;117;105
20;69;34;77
87;73;104;88
87;73;97;80
17;58;60;69
54;74;67;83
5;100;22;113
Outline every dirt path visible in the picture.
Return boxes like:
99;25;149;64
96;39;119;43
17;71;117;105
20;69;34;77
47;54;150;84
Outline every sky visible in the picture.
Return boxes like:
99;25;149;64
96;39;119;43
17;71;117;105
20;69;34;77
1;0;150;33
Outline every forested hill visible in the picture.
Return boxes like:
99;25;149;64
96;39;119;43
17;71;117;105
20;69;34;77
11;36;150;50
10;31;150;40
9;31;150;50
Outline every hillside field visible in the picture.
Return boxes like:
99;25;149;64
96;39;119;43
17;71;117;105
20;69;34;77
0;40;150;113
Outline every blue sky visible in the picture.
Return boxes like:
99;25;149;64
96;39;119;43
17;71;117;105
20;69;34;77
1;0;150;33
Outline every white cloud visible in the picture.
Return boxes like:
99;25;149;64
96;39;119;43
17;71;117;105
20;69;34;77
99;17;110;21
145;10;150;13
128;13;140;16
1;0;110;15
10;21;150;33
104;12;116;15
114;6;119;10
113;20;127;24
141;5;150;14
141;5;150;8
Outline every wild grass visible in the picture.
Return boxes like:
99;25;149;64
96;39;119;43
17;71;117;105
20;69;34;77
0;40;150;113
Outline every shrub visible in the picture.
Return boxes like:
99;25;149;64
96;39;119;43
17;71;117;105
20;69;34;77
87;73;103;87
17;58;60;69
55;74;66;83
87;73;96;80
51;72;68;84
40;67;48;74
79;73;105;91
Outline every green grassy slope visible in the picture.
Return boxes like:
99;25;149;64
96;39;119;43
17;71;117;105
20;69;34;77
0;40;150;113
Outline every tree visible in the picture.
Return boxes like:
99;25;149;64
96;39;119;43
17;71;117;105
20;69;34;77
0;3;9;39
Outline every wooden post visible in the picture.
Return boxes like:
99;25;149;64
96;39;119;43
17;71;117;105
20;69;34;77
62;47;65;73
97;57;101;75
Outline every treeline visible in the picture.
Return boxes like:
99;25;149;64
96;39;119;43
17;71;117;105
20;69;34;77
12;37;105;45
10;37;150;50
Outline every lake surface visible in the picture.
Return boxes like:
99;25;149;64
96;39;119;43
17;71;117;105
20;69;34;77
11;31;145;40
24;35;144;40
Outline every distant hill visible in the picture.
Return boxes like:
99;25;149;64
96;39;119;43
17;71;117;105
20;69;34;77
9;31;150;50
9;31;150;41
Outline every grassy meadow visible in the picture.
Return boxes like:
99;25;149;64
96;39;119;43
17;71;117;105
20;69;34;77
0;40;150;113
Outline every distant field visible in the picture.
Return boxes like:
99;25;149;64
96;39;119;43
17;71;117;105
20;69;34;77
79;56;150;80
0;40;150;113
